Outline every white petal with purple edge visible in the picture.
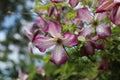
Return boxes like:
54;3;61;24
96;24;111;39
77;7;93;23
114;0;120;3
95;12;107;21
45;22;62;37
24;29;32;40
110;5;120;25
79;26;94;38
62;32;78;46
28;42;33;53
23;74;29;80
115;6;120;25
33;36;55;52
50;45;68;66
36;17;47;29
96;0;115;12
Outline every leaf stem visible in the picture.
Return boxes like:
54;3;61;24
63;45;71;59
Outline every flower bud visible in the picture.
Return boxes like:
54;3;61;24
80;42;95;56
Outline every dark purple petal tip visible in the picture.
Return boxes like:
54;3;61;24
48;5;55;17
50;55;68;66
50;46;68;66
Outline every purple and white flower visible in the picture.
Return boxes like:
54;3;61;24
33;21;78;66
77;7;111;39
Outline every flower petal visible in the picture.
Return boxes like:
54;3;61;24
29;23;38;33
35;17;48;29
24;28;32;40
50;45;68;66
77;7;93;23
23;74;29;80
114;0;120;3
80;42;95;56
95;12;107;21
110;5;120;26
48;5;55;17
79;26;94;38
96;24;111;39
91;41;104;50
96;0;115;12
72;18;83;29
28;42;33;53
90;35;99;41
44;21;62;37
62;32;78;46
33;35;55;52
69;0;79;8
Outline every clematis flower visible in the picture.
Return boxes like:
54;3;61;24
96;0;120;25
77;7;111;39
16;70;28;80
24;16;50;53
80;40;104;56
77;8;107;55
69;0;79;8
33;21;78;66
78;24;105;56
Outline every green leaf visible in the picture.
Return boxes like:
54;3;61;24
34;2;51;12
64;10;76;19
28;66;38;80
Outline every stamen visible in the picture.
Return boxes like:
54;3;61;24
56;38;62;44
92;20;98;27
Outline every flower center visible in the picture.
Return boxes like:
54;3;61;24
92;20;98;27
56;38;62;45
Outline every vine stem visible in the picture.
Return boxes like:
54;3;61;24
73;46;79;53
63;45;72;59
7;11;38;16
